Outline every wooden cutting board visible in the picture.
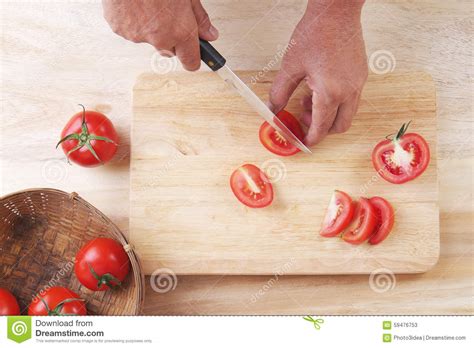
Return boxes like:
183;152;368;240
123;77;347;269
130;71;439;275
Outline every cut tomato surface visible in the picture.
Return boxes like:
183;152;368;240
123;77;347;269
342;197;377;245
372;122;430;184
230;164;273;208
259;110;305;156
368;196;395;245
320;190;355;237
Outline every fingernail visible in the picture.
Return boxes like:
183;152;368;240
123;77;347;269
209;25;219;39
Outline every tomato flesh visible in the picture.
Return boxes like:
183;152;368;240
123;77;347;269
320;190;354;237
75;238;131;291
230;164;273;208
28;287;86;316
372;132;430;184
342;198;377;245
0;288;20;315
368;196;395;245
259;110;304;156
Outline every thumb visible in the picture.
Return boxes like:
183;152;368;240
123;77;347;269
268;69;304;114
192;0;219;41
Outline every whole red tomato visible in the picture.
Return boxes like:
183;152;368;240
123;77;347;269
57;105;118;167
74;238;131;291
0;288;20;315
28;287;86;316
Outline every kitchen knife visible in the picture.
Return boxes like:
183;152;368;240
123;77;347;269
199;39;312;154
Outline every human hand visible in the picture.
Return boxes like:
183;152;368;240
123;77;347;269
269;0;368;146
102;0;219;71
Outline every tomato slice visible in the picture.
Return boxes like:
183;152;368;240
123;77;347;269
372;123;430;184
320;190;355;237
342;197;377;245
230;164;273;208
259;110;305;156
368;196;395;245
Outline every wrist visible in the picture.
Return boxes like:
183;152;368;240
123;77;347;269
307;0;365;13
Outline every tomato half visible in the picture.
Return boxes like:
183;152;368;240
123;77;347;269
259;110;305;156
372;122;430;184
0;288;20;315
75;238;131;291
57;105;119;167
230;164;273;208
28;287;86;316
320;190;355;237
342;197;377;245
368;196;395;245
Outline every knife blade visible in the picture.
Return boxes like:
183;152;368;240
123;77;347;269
199;39;312;154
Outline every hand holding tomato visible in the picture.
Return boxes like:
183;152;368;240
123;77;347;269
0;288;20;316
269;0;367;146
28;287;86;316
75;238;131;291
57;105;118;167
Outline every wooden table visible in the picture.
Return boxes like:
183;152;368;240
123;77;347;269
1;0;472;314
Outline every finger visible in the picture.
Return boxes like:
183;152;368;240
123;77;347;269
300;94;312;111
268;69;304;114
301;110;312;128
192;0;219;41
329;93;360;134
157;48;176;57
175;36;201;71
304;92;338;146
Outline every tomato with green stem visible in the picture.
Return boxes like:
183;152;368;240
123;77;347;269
0;288;20;315
372;122;430;184
342;197;377;245
259;110;305;156
320;190;355;237
74;238;130;291
368;196;395;245
230;164;273;208
28;287;86;316
57;105;118;167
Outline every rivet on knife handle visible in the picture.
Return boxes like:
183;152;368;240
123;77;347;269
199;39;226;71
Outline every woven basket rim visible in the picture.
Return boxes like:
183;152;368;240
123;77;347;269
1;187;146;315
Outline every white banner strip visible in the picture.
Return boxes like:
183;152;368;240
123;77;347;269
0;316;472;347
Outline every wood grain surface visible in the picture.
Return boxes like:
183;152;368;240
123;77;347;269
1;0;472;314
131;71;439;275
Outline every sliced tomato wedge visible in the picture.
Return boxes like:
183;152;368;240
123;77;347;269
342;197;377;245
320;190;355;237
230;164;273;208
372;122;430;184
368;196;395;245
259;110;305;156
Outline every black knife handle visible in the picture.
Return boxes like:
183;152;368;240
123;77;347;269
199;39;226;71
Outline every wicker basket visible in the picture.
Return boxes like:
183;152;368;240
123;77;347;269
0;188;144;315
